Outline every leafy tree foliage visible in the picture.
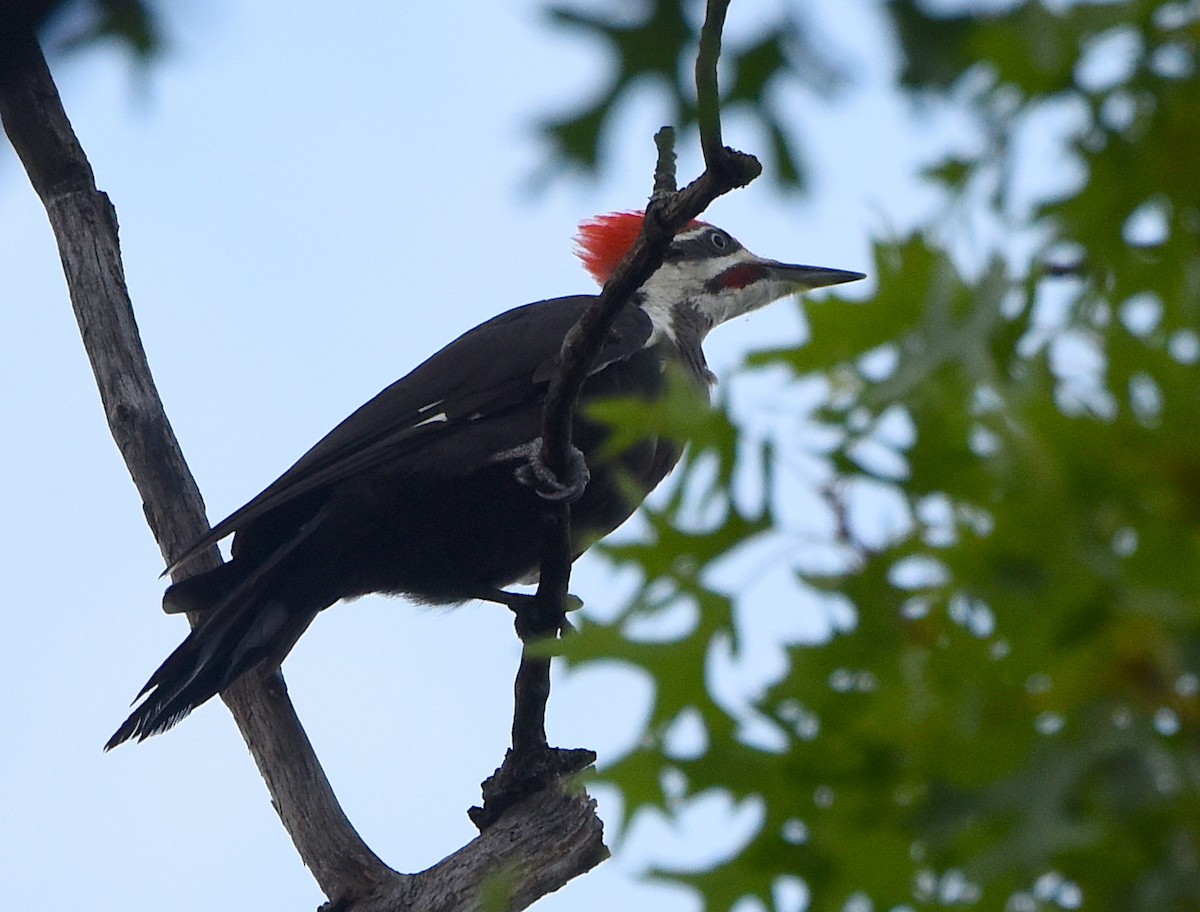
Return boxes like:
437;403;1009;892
563;1;1200;909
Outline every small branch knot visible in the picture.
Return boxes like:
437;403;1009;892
469;747;597;831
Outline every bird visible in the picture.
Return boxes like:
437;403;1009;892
106;211;864;749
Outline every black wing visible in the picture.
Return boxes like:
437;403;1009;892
166;295;652;574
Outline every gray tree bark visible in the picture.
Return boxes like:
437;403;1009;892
0;28;606;912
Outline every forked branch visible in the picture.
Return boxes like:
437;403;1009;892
0;0;758;906
474;0;761;827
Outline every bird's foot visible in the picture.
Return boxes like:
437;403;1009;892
514;440;590;503
474;588;582;634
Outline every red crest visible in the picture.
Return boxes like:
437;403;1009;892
575;211;705;285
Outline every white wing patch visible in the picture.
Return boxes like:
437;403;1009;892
412;412;449;429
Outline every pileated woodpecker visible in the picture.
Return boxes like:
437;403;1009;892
106;211;863;749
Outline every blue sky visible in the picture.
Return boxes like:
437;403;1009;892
0;1;934;908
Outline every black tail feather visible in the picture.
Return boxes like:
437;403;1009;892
161;560;245;615
111;511;331;749
106;596;312;749
108;546;329;749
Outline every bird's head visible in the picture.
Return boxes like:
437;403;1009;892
576;211;864;344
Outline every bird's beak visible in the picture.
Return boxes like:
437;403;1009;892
762;260;866;291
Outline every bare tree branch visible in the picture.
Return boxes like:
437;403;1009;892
472;0;760;826
653;126;679;198
350;786;605;912
0;26;405;905
1;0;753;901
696;0;731;166
0;25;607;911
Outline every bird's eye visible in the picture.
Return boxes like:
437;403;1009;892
709;229;729;251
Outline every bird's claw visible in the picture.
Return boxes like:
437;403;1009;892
476;588;583;614
515;442;590;503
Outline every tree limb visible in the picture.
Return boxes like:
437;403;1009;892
0;26;405;905
472;0;761;826
350;786;605;912
0;0;755;901
0;25;608;911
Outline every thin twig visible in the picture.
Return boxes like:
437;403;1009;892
653;126;679;198
696;0;731;167
1040;259;1088;278
476;0;761;828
